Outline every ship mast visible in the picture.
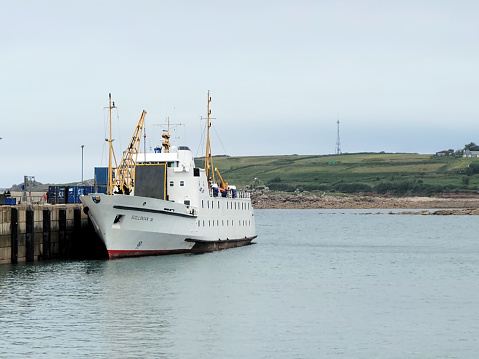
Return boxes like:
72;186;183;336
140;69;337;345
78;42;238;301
204;91;215;188
106;93;117;195
162;117;171;153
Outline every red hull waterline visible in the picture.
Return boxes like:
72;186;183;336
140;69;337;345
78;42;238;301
107;236;257;259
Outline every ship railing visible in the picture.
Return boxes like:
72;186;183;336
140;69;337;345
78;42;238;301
209;189;250;199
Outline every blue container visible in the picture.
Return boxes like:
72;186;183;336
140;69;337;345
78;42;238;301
47;186;60;204
57;187;65;204
76;186;84;197
96;186;108;194
95;167;114;186
5;198;16;205
84;186;95;195
65;186;86;203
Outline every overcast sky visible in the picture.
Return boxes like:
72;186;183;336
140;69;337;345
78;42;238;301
1;0;478;188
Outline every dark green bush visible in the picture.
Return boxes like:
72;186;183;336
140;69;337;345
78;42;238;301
334;183;373;193
267;177;282;183
268;183;296;192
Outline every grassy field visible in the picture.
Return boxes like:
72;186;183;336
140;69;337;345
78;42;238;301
196;153;479;195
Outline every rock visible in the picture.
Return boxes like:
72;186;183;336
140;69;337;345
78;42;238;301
251;193;479;214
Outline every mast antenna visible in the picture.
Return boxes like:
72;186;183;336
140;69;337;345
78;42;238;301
204;91;216;188
335;117;341;155
106;93;118;195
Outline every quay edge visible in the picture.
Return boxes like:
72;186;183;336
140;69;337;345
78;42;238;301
0;204;106;265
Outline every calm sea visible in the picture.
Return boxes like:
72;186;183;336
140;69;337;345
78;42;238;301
1;209;478;358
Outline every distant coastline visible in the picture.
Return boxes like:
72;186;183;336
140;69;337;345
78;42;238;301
251;192;479;213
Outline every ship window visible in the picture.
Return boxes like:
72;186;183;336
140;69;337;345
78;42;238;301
222;220;224;226
198;221;200;227
184;200;190;205
202;200;204;208
207;201;209;209
180;181;185;186
203;220;205;226
234;203;236;210
217;201;220;209
226;202;228;209
217;220;219;226
194;168;200;177
209;220;210;227
170;181;174;186
212;220;214;227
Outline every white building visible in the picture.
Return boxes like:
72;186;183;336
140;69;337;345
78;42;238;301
463;150;479;158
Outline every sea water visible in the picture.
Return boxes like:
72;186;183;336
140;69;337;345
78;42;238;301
1;209;478;358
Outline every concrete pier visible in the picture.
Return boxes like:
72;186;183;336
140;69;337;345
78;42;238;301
0;204;104;264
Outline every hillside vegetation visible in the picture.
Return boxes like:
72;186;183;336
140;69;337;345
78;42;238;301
197;153;479;196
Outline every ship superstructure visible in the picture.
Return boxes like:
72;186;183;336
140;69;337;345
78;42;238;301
81;92;256;259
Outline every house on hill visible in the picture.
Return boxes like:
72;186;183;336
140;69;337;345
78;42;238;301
463;150;479;158
435;150;453;156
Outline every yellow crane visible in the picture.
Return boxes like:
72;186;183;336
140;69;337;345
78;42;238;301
215;168;228;191
114;110;147;194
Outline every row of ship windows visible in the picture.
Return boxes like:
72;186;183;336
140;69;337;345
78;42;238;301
198;219;252;227
170;181;185;187
201;200;250;210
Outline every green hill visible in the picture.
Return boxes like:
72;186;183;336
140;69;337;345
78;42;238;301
196;153;479;196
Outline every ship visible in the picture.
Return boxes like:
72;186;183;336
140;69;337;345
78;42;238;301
80;92;256;259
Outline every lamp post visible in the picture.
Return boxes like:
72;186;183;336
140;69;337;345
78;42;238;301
81;145;84;183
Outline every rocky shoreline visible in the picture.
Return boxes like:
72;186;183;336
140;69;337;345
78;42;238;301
251;192;479;215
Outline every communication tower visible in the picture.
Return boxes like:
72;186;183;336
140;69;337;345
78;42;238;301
335;118;341;155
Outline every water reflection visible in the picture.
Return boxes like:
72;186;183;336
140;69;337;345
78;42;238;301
0;259;183;358
1;210;479;358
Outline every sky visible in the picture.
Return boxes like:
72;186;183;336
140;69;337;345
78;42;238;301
1;0;478;188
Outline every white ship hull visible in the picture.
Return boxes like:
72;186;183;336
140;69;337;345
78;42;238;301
85;92;257;259
81;193;256;259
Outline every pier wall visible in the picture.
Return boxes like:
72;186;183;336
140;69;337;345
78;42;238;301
0;204;101;264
